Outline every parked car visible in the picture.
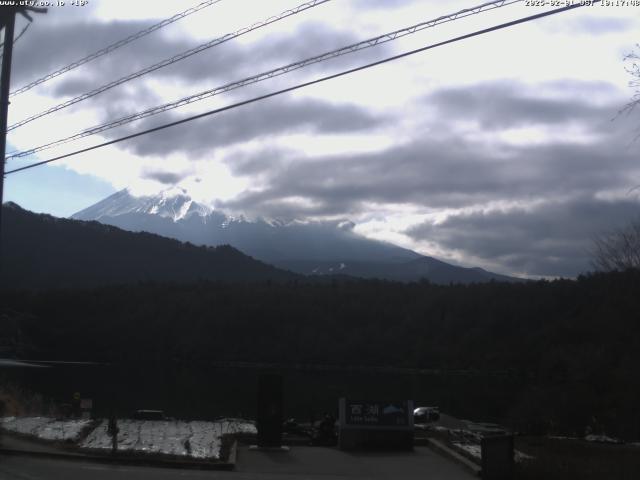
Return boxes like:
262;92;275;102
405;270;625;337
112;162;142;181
413;406;440;424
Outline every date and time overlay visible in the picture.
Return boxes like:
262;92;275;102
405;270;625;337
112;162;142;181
0;0;639;8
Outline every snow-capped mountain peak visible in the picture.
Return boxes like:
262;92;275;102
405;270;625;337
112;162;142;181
72;188;212;223
70;188;516;284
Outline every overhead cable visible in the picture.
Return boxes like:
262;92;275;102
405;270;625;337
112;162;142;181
9;0;225;97
7;0;522;157
5;3;584;175
7;0;330;131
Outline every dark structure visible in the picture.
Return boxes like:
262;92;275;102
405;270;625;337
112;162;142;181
481;434;514;480
256;373;284;447
0;5;47;248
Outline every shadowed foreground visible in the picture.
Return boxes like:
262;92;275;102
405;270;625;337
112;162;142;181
0;445;475;480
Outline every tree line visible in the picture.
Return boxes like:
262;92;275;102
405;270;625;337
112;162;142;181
1;270;640;439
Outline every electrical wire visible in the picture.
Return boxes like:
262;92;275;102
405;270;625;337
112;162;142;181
7;0;331;132
0;21;30;49
5;3;584;176
9;0;225;97
0;22;31;61
7;0;522;158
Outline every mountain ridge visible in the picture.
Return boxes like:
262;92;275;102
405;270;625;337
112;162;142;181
72;188;421;263
1;202;299;289
72;188;519;284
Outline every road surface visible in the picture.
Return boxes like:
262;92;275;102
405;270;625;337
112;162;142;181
1;445;476;479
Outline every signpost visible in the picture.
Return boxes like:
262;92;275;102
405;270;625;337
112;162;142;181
338;398;414;450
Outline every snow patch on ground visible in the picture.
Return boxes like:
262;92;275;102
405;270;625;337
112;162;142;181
1;416;256;460
549;434;625;444
0;416;91;441
79;419;256;460
431;424;534;464
452;441;481;459
547;435;579;440
584;434;623;444
452;440;534;463
515;450;535;462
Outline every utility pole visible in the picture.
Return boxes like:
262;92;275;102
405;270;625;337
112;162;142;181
0;6;46;257
0;8;17;237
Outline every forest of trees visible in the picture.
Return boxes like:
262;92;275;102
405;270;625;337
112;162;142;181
1;270;639;440
0;202;299;288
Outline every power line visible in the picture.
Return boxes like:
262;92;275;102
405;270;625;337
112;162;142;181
5;3;584;176
9;0;224;97
7;0;331;132
7;0;522;159
14;22;30;43
0;21;31;61
0;21;30;49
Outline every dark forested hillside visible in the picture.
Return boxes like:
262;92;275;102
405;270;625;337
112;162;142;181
1;270;639;439
72;188;517;284
0;202;298;288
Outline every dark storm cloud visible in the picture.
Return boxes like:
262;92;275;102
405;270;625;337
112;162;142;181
146;21;389;86
215;80;639;273
15;12;389;100
141;169;188;185
10;17;187;88
219;125;638;218
53;80;163;134
227;147;294;177
405;196;640;277
219;140;509;216
50;77;97;98
113;97;386;157
426;82;618;129
13;12;395;152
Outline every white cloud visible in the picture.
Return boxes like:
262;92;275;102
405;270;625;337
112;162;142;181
5;0;640;276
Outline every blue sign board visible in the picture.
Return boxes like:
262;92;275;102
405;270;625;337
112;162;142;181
345;400;410;427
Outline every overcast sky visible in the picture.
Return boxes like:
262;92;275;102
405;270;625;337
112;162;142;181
3;0;640;278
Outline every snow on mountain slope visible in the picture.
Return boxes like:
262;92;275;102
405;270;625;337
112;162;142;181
72;188;419;263
71;188;517;283
72;187;212;223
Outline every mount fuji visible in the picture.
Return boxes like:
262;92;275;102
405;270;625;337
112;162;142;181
72;187;517;284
